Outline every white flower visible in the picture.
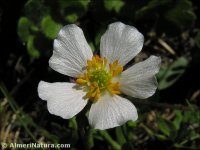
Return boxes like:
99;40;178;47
38;22;161;130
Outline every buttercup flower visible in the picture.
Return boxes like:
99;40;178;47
38;22;161;130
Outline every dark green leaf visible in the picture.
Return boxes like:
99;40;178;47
25;0;49;23
164;0;196;30
158;57;188;90
155;134;167;140
104;0;124;13
79;0;91;9
136;0;196;33
157;117;177;140
190;131;200;141
173;110;183;130
157;118;171;137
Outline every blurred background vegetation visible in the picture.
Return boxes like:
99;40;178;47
0;0;200;149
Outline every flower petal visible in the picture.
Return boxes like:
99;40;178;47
88;93;138;130
119;56;161;99
100;22;144;66
38;81;88;119
49;24;93;78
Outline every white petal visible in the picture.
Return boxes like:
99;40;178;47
120;56;161;99
49;24;93;78
38;81;88;119
100;22;144;66
89;93;138;130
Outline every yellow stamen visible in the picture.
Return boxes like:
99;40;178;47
76;55;123;102
76;79;87;84
113;66;123;76
108;82;121;95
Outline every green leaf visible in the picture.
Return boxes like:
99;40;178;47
59;0;88;18
155;134;167;140
79;0;91;9
157;118;171;136
157;118;177;139
27;36;40;58
25;0;50;23
182;103;200;124
158;57;188;90
172;110;183;130
59;0;89;9
190;131;200;141
104;0;124;13
41;16;62;39
164;0;196;30
18;17;34;42
136;0;169;14
136;0;196;33
65;13;78;23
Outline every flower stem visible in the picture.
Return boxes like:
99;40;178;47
99;130;121;150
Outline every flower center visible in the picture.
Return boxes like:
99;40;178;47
90;69;110;90
76;55;123;102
